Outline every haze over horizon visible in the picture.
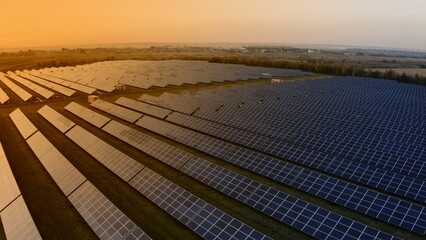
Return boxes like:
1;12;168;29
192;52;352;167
1;0;426;50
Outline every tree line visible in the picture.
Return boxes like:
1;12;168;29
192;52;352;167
207;56;426;85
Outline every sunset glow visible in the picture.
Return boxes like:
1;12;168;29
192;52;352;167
1;0;426;50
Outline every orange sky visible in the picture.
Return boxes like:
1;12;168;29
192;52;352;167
1;0;426;50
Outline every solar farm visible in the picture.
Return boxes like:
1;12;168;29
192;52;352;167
0;60;425;240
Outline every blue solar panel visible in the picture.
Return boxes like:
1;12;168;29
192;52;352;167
180;157;400;239
130;168;272;240
86;76;426;237
166;112;268;149
131;107;426;234
91;104;411;237
260;138;426;203
136;116;234;159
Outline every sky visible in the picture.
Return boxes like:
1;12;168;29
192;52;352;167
1;0;426;50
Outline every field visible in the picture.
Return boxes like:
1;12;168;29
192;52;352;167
2;46;426;73
0;60;425;240
374;68;426;76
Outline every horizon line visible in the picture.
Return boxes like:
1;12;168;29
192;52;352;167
1;41;426;53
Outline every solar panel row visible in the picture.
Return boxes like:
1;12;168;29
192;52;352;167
166;111;268;149
0;87;9;104
7;73;54;99
135;85;426;203
2;71;422;239
62;107;183;172
91;99;143;123
102;120;193;169
130;168;272;240
65;102;111;128
0;196;42;240
136;78;425;165
115;97;172;119
0;141;42;240
35;60;309;93
130;110;426;233
66;125;144;182
38;105;76;133
184;79;426;174
68;181;150;240
0;143;21;211
44;70;116;92
9;109;38;140
138;93;200;115
9;111;151;240
32;72;97;94
77;103;402;239
27;131;87;196
260;139;426;202
181;157;399;240
19;73;76;97
137;109;426;232
0;75;32;101
223;147;426;233
44;105;273;240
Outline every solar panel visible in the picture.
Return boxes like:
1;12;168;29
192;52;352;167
65;102;111;128
178;78;426;177
138;94;198;115
129;168;271;240
19;73;76;97
136;116;233;159
180;157;400;239
0;87;9;104
0;144;21;212
91;99;142;123
115;97;172;119
0;75;32;101
71;105;402;238
17;122;151;239
0;142;42;240
166;112;268;149
132;112;426;233
68;181;151;240
134;99;426;203
8;73;55;99
34;73;97;94
38;105;75;133
3;64;422;238
102;121;193;169
223;146;426;227
44;69;116;92
65;125;144;182
26;131;87;196
41;61;309;92
9;108;38;140
38;107;268;239
0;196;42;240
